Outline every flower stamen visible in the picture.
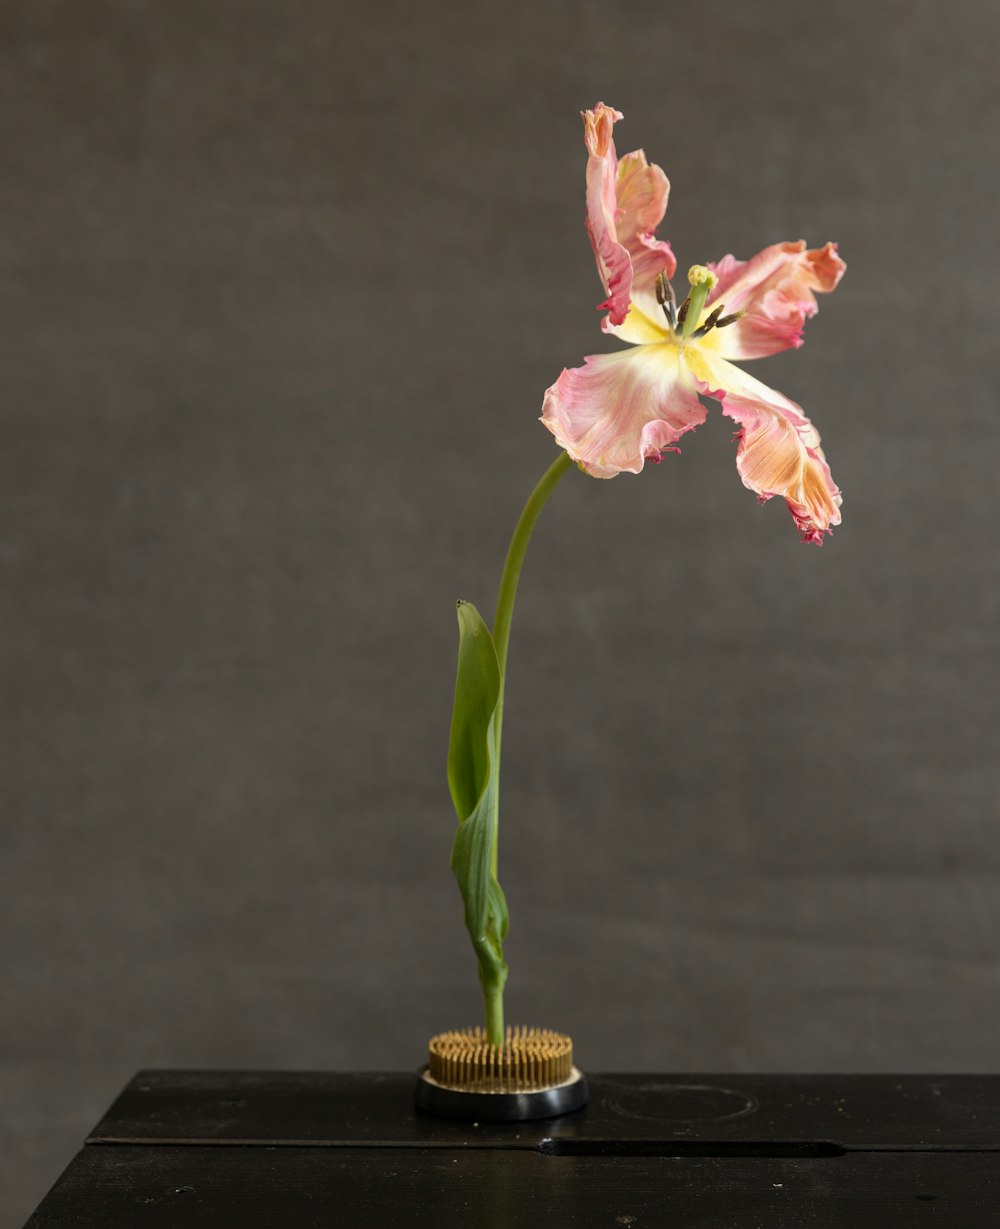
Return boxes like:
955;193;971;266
654;270;676;328
691;304;725;338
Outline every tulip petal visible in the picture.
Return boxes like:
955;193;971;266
581;105;675;343
611;150;677;340
686;350;842;543
706;241;845;359
542;344;706;478
582;103;631;328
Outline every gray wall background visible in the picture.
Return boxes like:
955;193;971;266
3;0;998;1220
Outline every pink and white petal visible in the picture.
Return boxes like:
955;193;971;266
606;232;676;344
706;240;845;359
614;150;669;242
686;350;842;543
581;103;632;328
601;150;677;344
542;345;706;478
604;298;673;346
615;150;676;287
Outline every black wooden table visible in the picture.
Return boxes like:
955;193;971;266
25;1071;1000;1225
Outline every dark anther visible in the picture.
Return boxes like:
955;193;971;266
716;309;746;328
691;304;725;338
675;296;691;330
655;271;677;327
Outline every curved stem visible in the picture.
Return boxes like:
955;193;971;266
489;453;572;891
477;449;573;1048
493;450;574;736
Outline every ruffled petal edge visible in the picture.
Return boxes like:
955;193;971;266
582;103;632;328
688;350;842;543
706;241;845;360
542;344;707;478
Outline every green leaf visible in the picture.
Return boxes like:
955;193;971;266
447;601;509;990
447;601;501;823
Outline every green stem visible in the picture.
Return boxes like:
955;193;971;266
480;450;573;1045
493;450;574;742
482;967;506;1048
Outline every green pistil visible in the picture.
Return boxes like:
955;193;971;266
680;264;718;339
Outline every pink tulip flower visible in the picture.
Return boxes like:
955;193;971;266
542;103;846;543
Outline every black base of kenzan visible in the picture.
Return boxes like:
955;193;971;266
415;1063;589;1120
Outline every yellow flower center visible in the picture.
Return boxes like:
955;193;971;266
654;266;744;343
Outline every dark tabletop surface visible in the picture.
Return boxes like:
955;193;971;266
26;1071;1000;1227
